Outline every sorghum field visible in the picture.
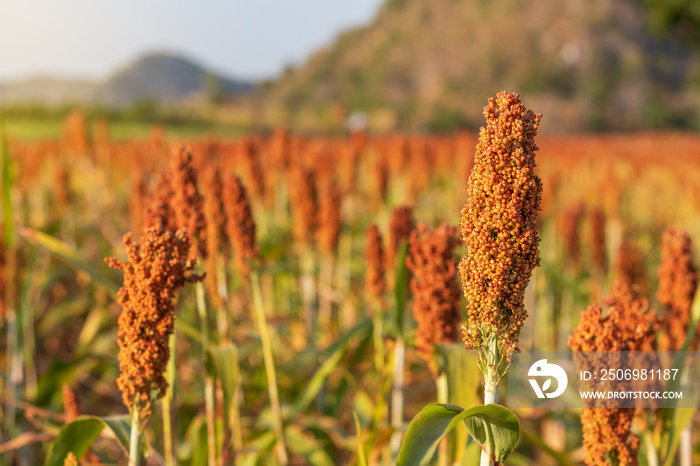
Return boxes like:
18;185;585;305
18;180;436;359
1;92;700;465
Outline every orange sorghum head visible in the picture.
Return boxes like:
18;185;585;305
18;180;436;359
657;228;698;351
202;164;229;306
170;145;208;261
569;284;659;466
63;452;79;466
143;171;176;232
317;177;343;255
388;206;415;269
223;175;259;282
288;166;318;246
560;201;585;273
589;207;607;275
614;240;648;296
459;91;542;365
62;383;81;424
364;224;385;300
106;226;203;420
406;223;461;367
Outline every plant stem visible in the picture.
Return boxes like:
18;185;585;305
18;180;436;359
372;303;384;374
129;397;141;466
436;371;449;466
162;332;176;466
300;250;317;349
251;272;288;465
196;281;217;466
480;339;499;466
389;336;405;462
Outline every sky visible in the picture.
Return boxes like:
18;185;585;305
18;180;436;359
0;0;384;82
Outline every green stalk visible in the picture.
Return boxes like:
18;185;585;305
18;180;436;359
644;430;659;466
300;250;317;349
251;272;288;465
196;281;217;466
129;397;141;466
162;332;176;466
436;372;449;466
215;254;230;339
480;338;499;466
372;303;384;374
389;336;405;462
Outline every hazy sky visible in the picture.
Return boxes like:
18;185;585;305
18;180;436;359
0;0;384;82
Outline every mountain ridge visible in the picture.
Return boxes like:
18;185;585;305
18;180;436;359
254;0;698;133
0;52;253;107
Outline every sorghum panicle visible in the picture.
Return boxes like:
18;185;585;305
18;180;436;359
202;164;229;305
317;178;343;255
387;206;415;269
62;383;81;424
406;224;461;367
657;228;698;351
63;452;78;466
288;166;318;245
106;226;203;420
143;171;176;232
569;284;659;466
459;91;542;364
589;207;607;275
561;201;585;273
129;169;146;234
223;175;259;282
615;240;648;296
364;224;385;300
170;145;208;261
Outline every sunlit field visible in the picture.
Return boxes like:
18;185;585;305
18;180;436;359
2;93;700;465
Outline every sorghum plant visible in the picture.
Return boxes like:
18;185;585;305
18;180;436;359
657;228;698;351
406;223;461;370
106;226;202;465
569;284;659;466
459;91;542;394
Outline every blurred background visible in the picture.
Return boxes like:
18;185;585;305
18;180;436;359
1;0;699;137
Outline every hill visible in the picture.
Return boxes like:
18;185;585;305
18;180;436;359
256;0;698;133
0;53;253;107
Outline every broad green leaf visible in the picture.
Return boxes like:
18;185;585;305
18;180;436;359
462;405;520;462
0;114;15;246
44;415;132;466
44;418;104;466
20;228;119;298
434;344;482;462
397;404;520;466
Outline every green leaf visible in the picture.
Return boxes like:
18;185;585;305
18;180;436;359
44;418;104;466
434;344;482;462
520;428;575;466
285;425;334;466
291;319;371;416
660;287;700;465
353;409;368;466
397;404;520;466
44;415;133;466
20;228;119;298
0;114;15;246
